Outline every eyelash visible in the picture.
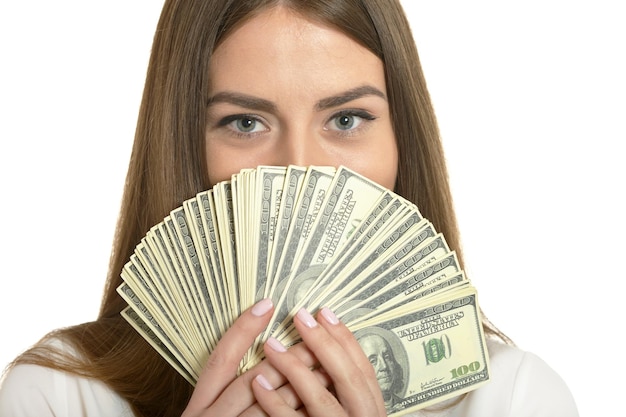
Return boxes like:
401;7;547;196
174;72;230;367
325;109;377;137
216;109;377;139
217;113;268;139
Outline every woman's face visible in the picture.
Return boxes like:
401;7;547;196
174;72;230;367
205;7;398;189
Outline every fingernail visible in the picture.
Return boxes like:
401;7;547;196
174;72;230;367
320;307;339;325
266;337;287;352
255;374;274;391
251;298;273;317
296;308;318;328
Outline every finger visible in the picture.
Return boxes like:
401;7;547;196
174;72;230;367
292;308;381;416
262;336;346;417
251;373;311;417
213;342;320;415
184;298;274;414
239;366;332;417
317;307;386;416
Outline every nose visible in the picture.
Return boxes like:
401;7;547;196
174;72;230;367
375;354;389;372
272;131;334;167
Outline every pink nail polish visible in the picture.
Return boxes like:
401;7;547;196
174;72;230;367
251;298;273;317
266;337;287;352
320;307;339;325
255;374;274;391
296;308;318;328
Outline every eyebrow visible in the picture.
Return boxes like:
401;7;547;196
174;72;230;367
315;85;387;111
207;85;386;113
207;92;277;113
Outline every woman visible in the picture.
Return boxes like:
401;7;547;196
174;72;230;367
0;1;578;416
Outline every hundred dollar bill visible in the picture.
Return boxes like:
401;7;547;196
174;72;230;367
350;286;490;415
264;165;309;295
117;282;202;379
306;205;429;314
277;240;457;349
250;166;286;303
182;196;223;345
269;166;336;296
262;168;336;309
336;250;460;320
248;166;337;364
126;245;212;358
170;205;219;350
346;272;469;327
288;166;387;278
118;165;490;394
131;241;188;336
231;171;247;303
302;219;437;323
162;215;214;353
143;224;206;349
304;191;414;302
337;235;455;319
213;180;239;325
271;167;387;328
120;258;179;341
232;168;257;307
196;190;229;335
240;166;286;365
271;194;427;345
121;306;196;385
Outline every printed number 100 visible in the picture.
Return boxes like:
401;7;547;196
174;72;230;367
450;361;481;379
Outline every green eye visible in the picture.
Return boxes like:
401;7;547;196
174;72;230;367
326;110;376;133
335;115;356;130
236;117;258;132
218;114;268;136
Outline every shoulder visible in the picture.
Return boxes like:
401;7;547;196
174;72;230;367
0;341;134;417
453;339;579;417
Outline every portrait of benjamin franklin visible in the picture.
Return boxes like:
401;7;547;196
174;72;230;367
354;326;409;411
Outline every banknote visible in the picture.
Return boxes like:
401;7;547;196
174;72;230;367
258;166;337;347
268;166;336;295
118;282;203;379
182;196;223;343
350;286;490;415
168;207;217;349
268;167;388;336
144;224;205;344
335;236;457;320
213;181;239;324
117;165;490;411
195;190;229;334
264;165;309;292
249;166;286;302
305;209;432;314
266;194;429;345
122;306;196;385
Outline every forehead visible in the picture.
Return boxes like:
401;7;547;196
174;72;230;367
208;7;385;97
360;334;390;352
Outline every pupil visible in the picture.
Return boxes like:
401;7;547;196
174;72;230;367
337;115;353;129
238;118;254;131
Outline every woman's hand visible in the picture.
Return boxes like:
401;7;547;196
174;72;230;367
251;307;387;417
181;298;331;417
182;298;276;417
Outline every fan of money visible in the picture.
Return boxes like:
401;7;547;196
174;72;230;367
118;165;490;414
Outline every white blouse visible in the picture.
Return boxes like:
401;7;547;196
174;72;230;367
0;339;579;417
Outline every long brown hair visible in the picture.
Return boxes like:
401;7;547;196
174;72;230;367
9;1;507;415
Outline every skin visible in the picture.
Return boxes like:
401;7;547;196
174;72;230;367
205;7;398;189
185;6;396;416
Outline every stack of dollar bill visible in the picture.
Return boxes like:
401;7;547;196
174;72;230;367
118;165;490;414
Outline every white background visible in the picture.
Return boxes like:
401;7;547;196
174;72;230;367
1;1;623;415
